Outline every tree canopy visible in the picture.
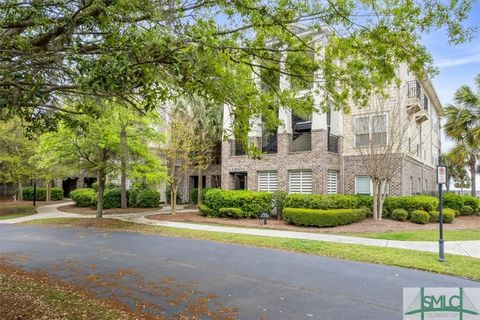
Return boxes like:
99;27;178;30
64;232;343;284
0;0;475;139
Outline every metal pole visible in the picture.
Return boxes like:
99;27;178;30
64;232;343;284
438;156;445;262
33;179;36;207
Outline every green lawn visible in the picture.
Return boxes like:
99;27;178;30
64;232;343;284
0;204;35;220
345;229;480;241
23;218;480;281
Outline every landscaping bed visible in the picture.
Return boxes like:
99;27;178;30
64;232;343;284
58;204;161;215
0;204;36;220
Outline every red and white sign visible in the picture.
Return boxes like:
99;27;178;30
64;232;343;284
437;166;447;184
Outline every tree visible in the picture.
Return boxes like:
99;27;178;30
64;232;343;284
444;73;480;197
0;1;474;142
347;90;416;220
442;151;468;192
37;102;164;217
174;97;223;206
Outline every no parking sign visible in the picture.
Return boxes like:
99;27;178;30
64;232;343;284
437;166;447;184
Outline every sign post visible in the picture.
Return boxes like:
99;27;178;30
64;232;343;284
437;159;447;262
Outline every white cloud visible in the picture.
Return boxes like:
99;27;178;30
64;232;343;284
437;50;480;67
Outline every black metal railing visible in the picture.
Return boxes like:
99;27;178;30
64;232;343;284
230;140;246;156
407;80;421;99
327;134;339;153
289;132;312;152
261;134;278;154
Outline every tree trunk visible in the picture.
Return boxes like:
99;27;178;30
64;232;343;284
377;180;386;220
197;169;203;206
372;180;379;220
46;179;51;202
96;171;106;219
470;156;476;197
120;128;128;209
171;186;177;215
17;180;23;201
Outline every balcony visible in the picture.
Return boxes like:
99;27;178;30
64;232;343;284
230;140;246;156
260;133;278;154
289;132;312;152
327;134;339;153
406;80;422;115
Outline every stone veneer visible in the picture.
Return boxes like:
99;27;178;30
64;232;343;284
221;130;342;193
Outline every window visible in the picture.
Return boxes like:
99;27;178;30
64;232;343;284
289;170;312;194
355;176;371;195
326;170;338;195
410;177;414;195
211;175;221;188
355;114;387;147
418;178;421;193
258;171;278;193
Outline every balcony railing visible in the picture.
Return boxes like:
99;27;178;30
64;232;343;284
260;134;278;154
289;132;312;152
230;140;246;156
407;80;421;99
327;134;339;153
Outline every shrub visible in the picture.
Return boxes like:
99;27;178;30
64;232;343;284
428;211;439;223
22;187;64;201
443;209;455;223
50;187;64;201
198;204;212;216
283;208;366;227
462;196;480;212
443;208;457;219
391;209;408;221
383;196;438;214
190;188;198;204
272;191;287;219
460;205;474;216
443;193;463;211
136;189;160;208
283;194;361;210
355;195;373;210
218;207;244;218
410;210;430;224
92;182;99;192
203;189;272;218
103;188;121;209
70;188;96;207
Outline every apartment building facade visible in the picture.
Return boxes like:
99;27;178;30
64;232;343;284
220;29;443;197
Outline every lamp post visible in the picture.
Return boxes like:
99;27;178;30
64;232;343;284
33;179;37;207
437;155;446;262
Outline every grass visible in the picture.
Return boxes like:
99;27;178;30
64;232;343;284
344;229;480;241
0;264;135;319
0;204;35;220
23;218;480;281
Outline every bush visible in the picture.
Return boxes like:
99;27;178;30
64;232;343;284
283;194;362;210
103;188;121;209
410;210;430;224
70;188;96;207
190;188;198;204
462;196;480;212
50;187;64;200
218;207;244;218
136;189;160;208
443;208;457;219
355;195;373;210
203;189;272;218
383;196;438;215
428;211;439;223
391;209;408;221
272;191;287;218
443;193;464;211
283;208;366;227
443;209;455;223
198;204;212;216
22;187;45;201
460;205;474;216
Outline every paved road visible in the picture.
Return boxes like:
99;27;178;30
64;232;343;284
0;225;477;320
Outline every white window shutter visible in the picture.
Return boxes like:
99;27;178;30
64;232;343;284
258;171;278;192
289;170;312;194
326;171;338;194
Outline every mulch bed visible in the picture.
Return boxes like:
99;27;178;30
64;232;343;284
146;212;480;234
0;199;69;206
57;204;161;215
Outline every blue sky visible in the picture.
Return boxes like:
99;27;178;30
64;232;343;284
424;1;480;152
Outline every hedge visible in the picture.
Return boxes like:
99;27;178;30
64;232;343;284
410;210;430;224
22;187;63;201
443;208;457;219
428;211;439;223
218;207;244;218
103;188;122;209
70;188;96;207
391;208;408;221
283;194;368;210
198;204;212;216
136;189;160;208
462;196;480;211
443;193;480;212
203;189;272;218
283;208;366;227
443;210;455;223
460;205;474;216
383;196;438;214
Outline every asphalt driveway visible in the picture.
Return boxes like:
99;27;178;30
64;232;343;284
0;224;477;320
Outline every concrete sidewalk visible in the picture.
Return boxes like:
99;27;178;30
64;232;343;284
2;202;480;259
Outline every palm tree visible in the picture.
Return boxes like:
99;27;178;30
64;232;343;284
444;73;480;197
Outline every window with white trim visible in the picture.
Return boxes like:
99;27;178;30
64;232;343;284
355;114;387;147
326;170;338;195
257;171;278;193
355;176;371;195
289;170;312;194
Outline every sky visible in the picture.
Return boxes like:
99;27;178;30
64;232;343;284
422;2;480;190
